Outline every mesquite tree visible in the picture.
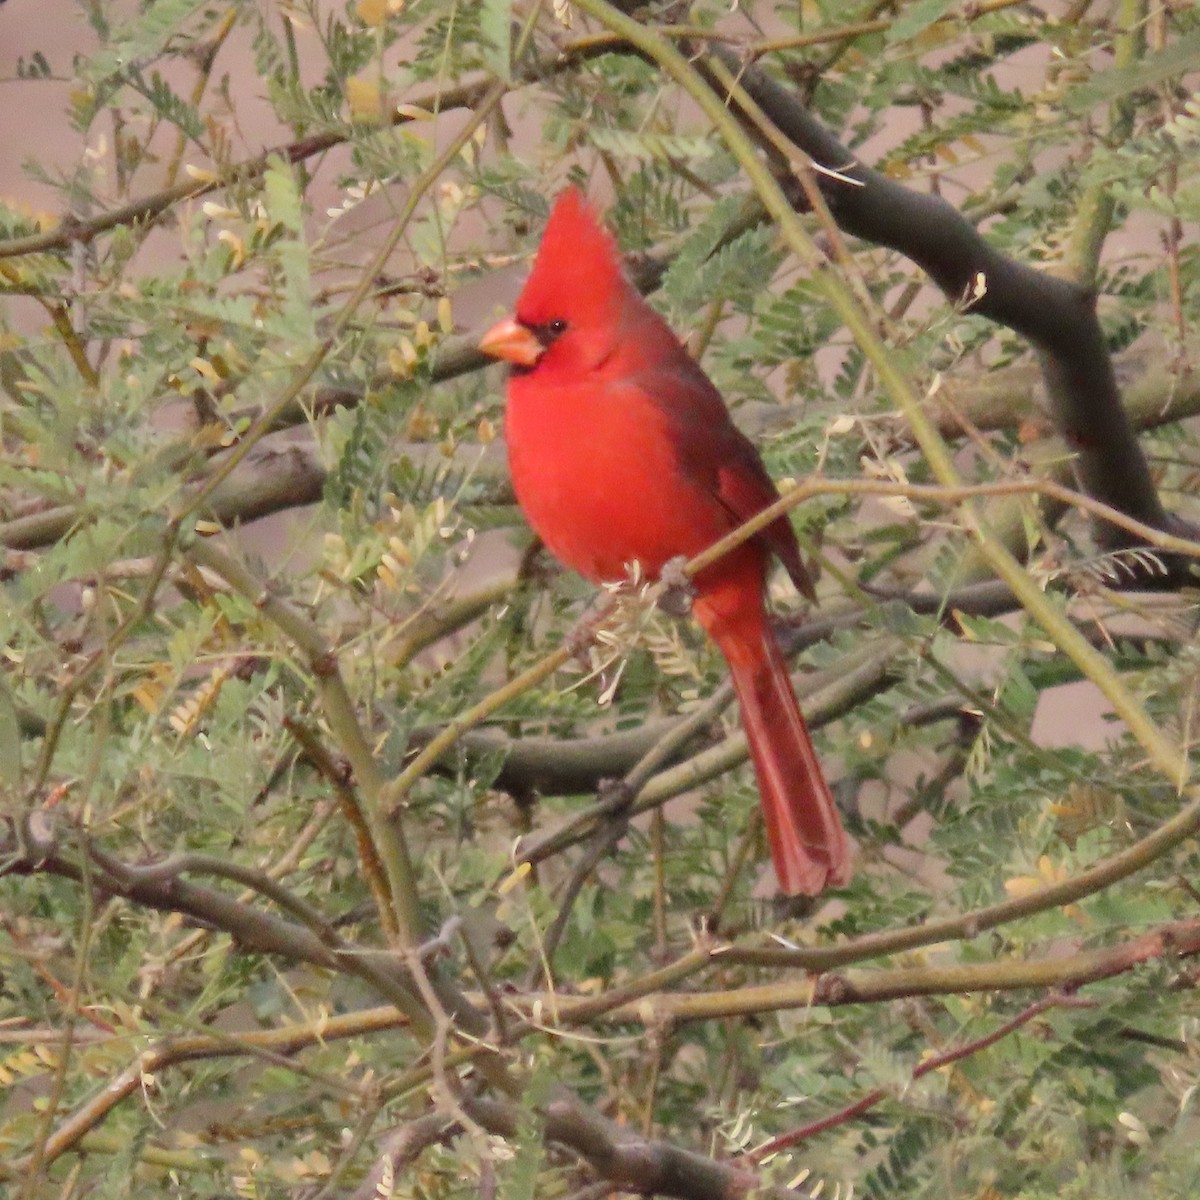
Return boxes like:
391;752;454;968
1;1;1199;1197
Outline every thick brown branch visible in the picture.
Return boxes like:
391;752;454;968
514;640;896;867
0;437;511;553
465;1095;797;1200
414;714;705;798
414;579;1016;801
706;46;1174;549
347;1113;460;1200
354;1092;810;1200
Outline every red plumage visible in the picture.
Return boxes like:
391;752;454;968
480;188;851;895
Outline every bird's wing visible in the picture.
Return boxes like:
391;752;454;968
637;358;815;600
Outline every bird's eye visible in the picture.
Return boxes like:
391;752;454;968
530;318;568;349
530;316;571;350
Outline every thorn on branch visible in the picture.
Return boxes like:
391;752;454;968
811;973;855;1006
418;916;464;963
310;650;339;677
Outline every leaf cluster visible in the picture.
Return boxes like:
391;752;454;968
1;2;1199;1198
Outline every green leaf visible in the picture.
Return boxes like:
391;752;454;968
886;0;958;44
590;127;718;164
0;679;21;788
262;156;316;347
480;0;512;82
79;0;208;84
1064;30;1200;110
497;1061;555;1200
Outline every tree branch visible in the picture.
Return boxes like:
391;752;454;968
723;786;1200;973
523;916;1200;1028
184;537;424;946
463;1095;803;1200
748;992;1091;1157
514;639;897;868
705;44;1174;546
0;74;501;261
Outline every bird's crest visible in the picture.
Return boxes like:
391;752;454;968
515;187;625;328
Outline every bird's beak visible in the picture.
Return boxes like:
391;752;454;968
479;316;544;367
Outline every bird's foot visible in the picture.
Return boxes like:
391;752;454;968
656;555;695;618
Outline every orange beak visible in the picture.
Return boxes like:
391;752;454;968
479;316;544;367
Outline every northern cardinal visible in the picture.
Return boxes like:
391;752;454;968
479;189;851;895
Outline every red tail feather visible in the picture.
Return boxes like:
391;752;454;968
700;595;851;896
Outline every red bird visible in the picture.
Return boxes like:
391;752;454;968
479;189;851;895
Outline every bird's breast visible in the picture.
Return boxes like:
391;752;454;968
505;377;731;584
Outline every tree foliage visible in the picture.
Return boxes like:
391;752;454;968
1;1;1199;1197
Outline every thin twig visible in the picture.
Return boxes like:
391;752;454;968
285;716;397;941
748;991;1089;1157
